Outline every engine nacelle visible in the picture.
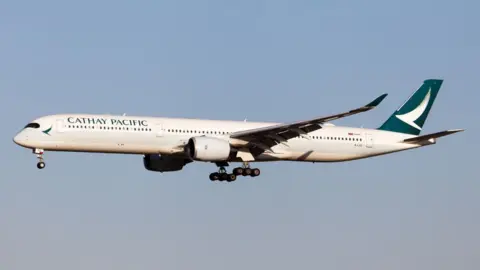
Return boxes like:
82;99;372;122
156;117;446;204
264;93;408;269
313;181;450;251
185;136;231;161
143;154;190;172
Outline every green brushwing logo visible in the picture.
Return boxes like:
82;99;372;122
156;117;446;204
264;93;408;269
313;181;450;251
42;126;52;136
378;79;443;135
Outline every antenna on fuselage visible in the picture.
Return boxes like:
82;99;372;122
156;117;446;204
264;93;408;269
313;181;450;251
122;113;126;116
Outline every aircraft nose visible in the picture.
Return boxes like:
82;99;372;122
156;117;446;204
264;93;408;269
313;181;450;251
13;132;27;147
13;134;21;145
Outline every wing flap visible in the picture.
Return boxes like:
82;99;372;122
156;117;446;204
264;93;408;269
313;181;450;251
403;129;464;144
231;93;388;140
229;93;387;154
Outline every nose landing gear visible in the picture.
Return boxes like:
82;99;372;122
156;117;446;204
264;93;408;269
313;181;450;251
37;161;46;169
34;148;46;169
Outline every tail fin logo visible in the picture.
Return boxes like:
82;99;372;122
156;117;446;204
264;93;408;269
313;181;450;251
395;88;431;130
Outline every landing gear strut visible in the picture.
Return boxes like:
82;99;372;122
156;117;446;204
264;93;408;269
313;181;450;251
34;148;46;169
209;162;261;182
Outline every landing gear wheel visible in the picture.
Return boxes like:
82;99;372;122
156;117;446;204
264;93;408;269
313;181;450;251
37;161;45;169
209;172;219;181
251;168;260;177
220;173;229;181
233;167;244;176
243;168;252;176
227;174;237;182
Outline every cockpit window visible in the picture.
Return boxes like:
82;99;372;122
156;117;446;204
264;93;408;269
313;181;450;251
24;123;40;129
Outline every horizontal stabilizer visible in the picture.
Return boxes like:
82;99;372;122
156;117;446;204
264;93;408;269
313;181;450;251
403;129;464;144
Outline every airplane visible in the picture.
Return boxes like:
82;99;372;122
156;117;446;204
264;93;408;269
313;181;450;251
13;79;463;182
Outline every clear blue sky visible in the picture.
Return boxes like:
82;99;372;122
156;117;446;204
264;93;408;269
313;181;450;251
1;1;478;269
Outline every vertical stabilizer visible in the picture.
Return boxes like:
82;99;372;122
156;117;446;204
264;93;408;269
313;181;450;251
378;79;443;135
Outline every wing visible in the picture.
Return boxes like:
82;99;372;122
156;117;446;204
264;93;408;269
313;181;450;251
230;93;388;153
402;129;464;144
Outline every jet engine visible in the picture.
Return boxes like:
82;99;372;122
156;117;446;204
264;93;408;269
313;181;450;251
185;137;231;161
143;154;191;172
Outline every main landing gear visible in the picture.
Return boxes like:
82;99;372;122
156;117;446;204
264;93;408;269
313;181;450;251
209;162;261;182
209;167;237;182
34;148;46;169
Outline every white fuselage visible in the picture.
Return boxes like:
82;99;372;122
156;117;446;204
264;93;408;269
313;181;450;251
13;114;425;163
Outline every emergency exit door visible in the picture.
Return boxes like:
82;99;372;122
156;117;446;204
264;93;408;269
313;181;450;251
365;133;373;148
155;123;164;137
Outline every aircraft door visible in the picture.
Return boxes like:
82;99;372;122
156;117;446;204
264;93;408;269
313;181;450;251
365;133;373;148
155;122;164;137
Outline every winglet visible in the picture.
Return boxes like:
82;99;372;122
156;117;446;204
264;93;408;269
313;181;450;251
365;93;388;108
